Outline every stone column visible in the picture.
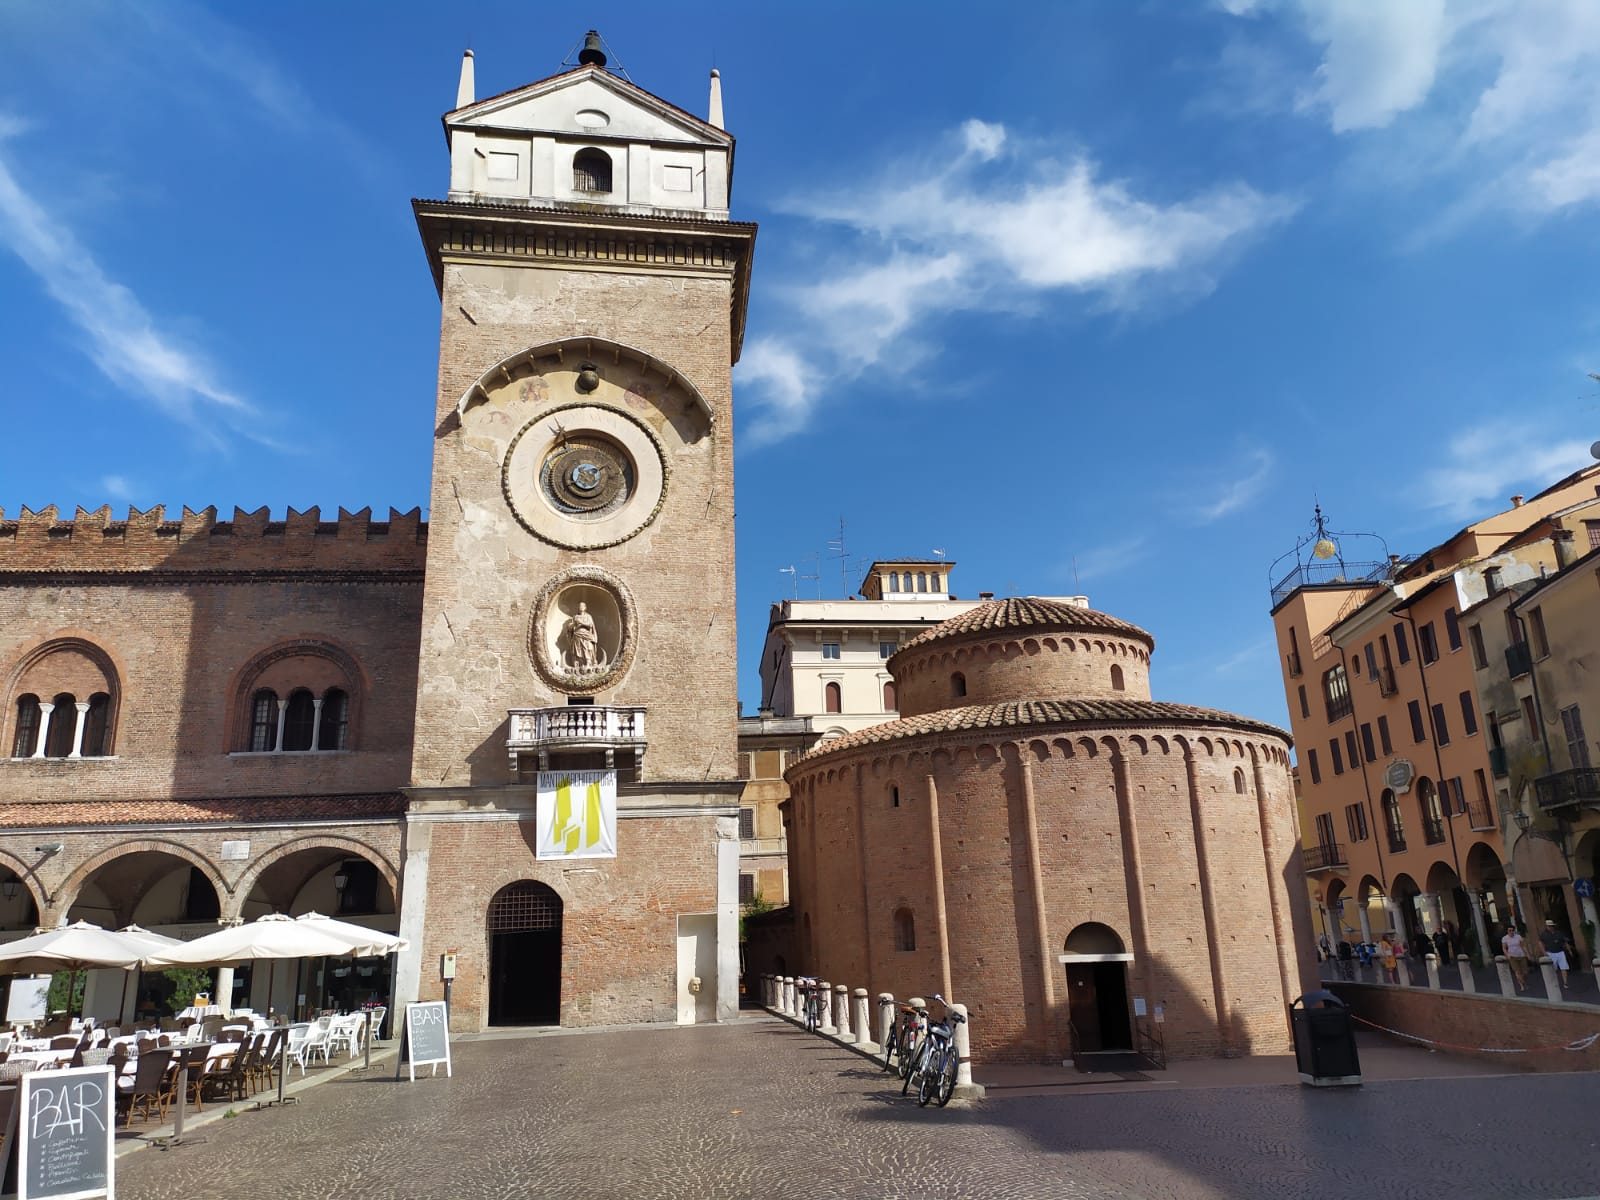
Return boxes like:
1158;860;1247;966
1537;956;1562;996
852;989;875;1054
1384;899;1405;942
834;984;852;1042
951;1002;974;1089
1425;954;1440;989
215;966;236;1013
31;702;54;758
877;993;895;1049
273;698;288;752
310;695;325;751
818;981;835;1035
1357;903;1372;944
1467;891;1492;967
1494;955;1514;996
1457;955;1475;994
67;701;90;758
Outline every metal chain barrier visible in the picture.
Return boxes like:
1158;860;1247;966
1349;1012;1600;1054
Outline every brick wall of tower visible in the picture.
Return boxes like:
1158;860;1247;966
410;263;738;788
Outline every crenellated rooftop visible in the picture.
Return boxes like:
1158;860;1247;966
0;504;427;575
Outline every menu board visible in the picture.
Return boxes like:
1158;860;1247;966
18;1066;114;1200
401;1000;451;1082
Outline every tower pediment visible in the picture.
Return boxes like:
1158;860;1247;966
444;63;733;217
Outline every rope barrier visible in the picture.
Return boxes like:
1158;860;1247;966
1348;1013;1600;1055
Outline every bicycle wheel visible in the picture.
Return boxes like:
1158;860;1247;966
898;1026;919;1079
917;1045;943;1106
901;1041;922;1095
935;1045;959;1107
881;1027;899;1073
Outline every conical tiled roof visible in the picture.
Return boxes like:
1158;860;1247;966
895;596;1153;658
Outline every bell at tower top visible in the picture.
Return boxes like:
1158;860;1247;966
442;34;735;219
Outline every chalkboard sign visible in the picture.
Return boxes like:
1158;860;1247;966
401;1001;451;1082
18;1066;114;1200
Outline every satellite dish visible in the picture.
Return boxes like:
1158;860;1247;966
1590;440;1600;461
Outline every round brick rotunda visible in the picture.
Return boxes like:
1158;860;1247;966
782;597;1312;1064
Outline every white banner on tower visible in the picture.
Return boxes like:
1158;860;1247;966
535;770;617;859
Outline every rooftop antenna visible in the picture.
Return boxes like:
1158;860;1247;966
779;565;797;599
826;517;849;598
932;548;946;560
562;29;633;81
1072;555;1081;593
800;552;822;599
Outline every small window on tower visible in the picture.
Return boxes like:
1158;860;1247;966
572;148;613;193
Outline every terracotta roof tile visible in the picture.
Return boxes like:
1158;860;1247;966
895;597;1153;658
0;792;406;829
791;699;1288;768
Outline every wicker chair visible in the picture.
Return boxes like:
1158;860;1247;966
117;1047;175;1126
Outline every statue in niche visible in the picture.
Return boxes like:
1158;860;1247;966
561;602;604;673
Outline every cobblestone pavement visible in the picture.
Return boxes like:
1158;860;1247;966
118;1018;1600;1200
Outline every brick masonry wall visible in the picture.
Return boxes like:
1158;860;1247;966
788;722;1311;1064
1328;981;1600;1070
893;634;1152;719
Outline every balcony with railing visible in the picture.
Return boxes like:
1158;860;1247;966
506;705;647;774
1270;559;1404;608
1325;693;1354;723
1465;796;1498;831
1302;842;1346;873
1505;641;1533;679
739;835;788;858
1535;767;1600;810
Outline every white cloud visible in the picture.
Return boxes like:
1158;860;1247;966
1072;537;1152;583
100;475;135;501
0;124;258;445
1295;0;1450;132
738;124;1293;443
1192;446;1276;522
1411;423;1593;519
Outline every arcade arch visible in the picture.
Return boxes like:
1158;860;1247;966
1060;922;1131;1054
486;880;563;1026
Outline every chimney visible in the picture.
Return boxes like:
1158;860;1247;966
1511;494;1525;508
708;68;724;129
1553;528;1579;569
455;49;475;109
979;591;994;600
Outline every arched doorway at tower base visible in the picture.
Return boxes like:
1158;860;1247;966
487;881;563;1026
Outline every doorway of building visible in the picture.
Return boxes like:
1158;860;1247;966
1060;922;1133;1052
487;881;563;1026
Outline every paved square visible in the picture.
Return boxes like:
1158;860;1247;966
117;1019;1599;1199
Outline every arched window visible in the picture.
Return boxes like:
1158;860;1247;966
1381;788;1405;852
282;689;316;752
824;682;842;714
883;681;897;711
1110;664;1125;691
888;573;900;593
319;688;350;751
82;693;111;758
1322;664;1352;721
250;688;279;752
951;672;967;698
917;572;927;591
894;908;916;952
572;148;612;193
902;573;913;591
1418;778;1445;844
1233;767;1246;794
11;695;40;758
44;693;76;758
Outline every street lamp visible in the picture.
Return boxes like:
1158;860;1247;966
333;866;350;893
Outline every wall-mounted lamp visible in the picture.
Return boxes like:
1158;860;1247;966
333;866;350;893
1;880;19;901
33;843;63;857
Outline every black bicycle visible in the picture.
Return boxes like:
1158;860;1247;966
798;978;823;1032
901;994;965;1107
881;998;921;1077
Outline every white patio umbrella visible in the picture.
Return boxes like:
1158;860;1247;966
0;921;149;1018
142;913;356;969
113;924;185;1023
293;912;408;957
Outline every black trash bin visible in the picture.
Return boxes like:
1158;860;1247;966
1291;990;1361;1087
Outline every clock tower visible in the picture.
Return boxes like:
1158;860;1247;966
397;34;756;1029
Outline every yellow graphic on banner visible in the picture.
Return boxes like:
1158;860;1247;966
544;773;610;857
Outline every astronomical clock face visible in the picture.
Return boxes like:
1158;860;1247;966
501;403;667;551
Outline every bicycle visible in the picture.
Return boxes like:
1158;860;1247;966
881;999;921;1078
901;994;965;1107
798;978;823;1032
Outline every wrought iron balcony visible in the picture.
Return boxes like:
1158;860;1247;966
1505;641;1533;679
1302;842;1346;873
1535;767;1600;810
507;705;646;774
1487;746;1508;778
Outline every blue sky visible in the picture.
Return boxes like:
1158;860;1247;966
1;1;1597;734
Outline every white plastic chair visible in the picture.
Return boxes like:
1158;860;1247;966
327;1015;364;1060
284;1023;312;1078
300;1017;333;1068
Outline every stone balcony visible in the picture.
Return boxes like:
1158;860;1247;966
507;706;647;776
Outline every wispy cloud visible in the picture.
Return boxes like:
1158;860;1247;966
100;476;136;502
737;121;1295;445
0;123;259;447
1217;636;1276;676
1411;422;1593;519
1071;537;1152;584
1192;446;1276;523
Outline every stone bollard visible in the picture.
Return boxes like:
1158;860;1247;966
783;976;796;1016
1537;956;1562;997
1494;955;1514;996
951;1002;975;1091
818;982;836;1034
878;993;895;1050
835;984;853;1042
1457;954;1475;994
1395;958;1411;987
1425;953;1440;989
852;989;876;1054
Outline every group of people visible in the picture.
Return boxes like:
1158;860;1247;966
1318;918;1581;990
1500;920;1577;992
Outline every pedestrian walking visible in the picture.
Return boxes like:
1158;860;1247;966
1539;920;1573;990
1337;937;1354;981
1502;924;1529;992
1379;933;1398;984
1433;927;1450;963
1318;933;1330;962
